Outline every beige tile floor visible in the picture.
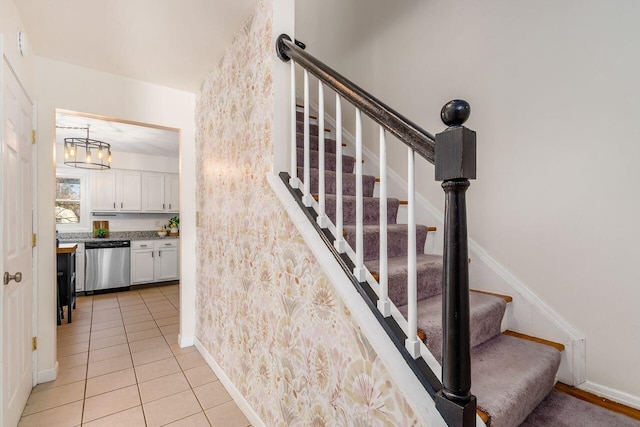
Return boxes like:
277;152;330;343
19;285;251;427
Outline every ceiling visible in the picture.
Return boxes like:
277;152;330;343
19;1;261;156
56;112;179;157
15;0;261;92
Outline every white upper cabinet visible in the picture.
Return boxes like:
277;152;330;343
92;170;141;212
93;169;177;213
142;172;179;212
118;171;142;211
165;174;180;213
92;171;117;211
143;173;166;212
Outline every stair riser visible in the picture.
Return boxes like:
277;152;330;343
298;168;376;198
296;148;355;173
297;132;337;154
296;121;324;135
343;225;428;261
324;196;399;226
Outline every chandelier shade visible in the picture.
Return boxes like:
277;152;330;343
60;126;112;170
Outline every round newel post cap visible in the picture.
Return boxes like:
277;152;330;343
440;100;470;127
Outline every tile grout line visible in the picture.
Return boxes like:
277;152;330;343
121;288;149;427
21;286;195;426
81;294;94;426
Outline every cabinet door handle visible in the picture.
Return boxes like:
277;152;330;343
113;202;116;208
163;203;165;209
140;245;147;248
165;243;171;246
121;202;123;208
152;252;154;258
158;250;161;257
169;204;172;209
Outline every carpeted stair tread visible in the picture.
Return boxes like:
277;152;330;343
297;148;355;173
297;132;338;154
324;195;399;226
397;292;507;362
520;390;640;427
471;334;562;427
298;167;376;197
366;254;442;306
343;224;429;261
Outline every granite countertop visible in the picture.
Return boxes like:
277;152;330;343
58;230;179;243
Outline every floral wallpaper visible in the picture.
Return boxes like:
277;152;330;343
195;1;424;425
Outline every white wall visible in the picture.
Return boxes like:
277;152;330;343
297;0;640;399
0;0;34;95
56;147;179;174
35;57;196;380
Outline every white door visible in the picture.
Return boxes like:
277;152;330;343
2;61;33;427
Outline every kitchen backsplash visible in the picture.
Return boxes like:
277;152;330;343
89;212;173;232
58;230;178;242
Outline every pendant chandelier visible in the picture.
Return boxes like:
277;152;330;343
59;125;112;170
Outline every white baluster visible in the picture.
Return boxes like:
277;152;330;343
377;127;390;317
405;147;420;358
289;61;298;189
353;108;366;282
302;70;312;206
334;95;346;253
317;82;328;228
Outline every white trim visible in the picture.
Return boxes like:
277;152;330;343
579;381;640;411
269;173;452;427
194;337;266;427
37;361;58;384
178;333;194;348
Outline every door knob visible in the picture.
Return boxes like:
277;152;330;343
3;271;22;285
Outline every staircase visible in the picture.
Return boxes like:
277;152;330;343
295;109;562;426
274;34;640;427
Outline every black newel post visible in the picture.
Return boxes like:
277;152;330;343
434;100;477;427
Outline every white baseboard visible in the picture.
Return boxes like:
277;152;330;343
178;334;195;348
37;361;58;384
579;381;640;411
194;338;266;427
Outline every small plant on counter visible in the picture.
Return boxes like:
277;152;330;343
168;216;179;233
94;228;108;238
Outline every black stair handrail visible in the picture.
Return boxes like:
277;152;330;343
277;34;436;163
277;33;477;427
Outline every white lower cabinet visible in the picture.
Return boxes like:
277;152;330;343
131;239;179;284
155;240;179;281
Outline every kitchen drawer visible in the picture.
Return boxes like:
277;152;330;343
131;240;155;250
155;239;178;249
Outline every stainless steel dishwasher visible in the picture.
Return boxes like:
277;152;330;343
85;240;131;292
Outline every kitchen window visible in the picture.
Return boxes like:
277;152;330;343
56;170;90;231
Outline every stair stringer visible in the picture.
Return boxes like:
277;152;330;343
316;105;586;387
268;172;482;427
